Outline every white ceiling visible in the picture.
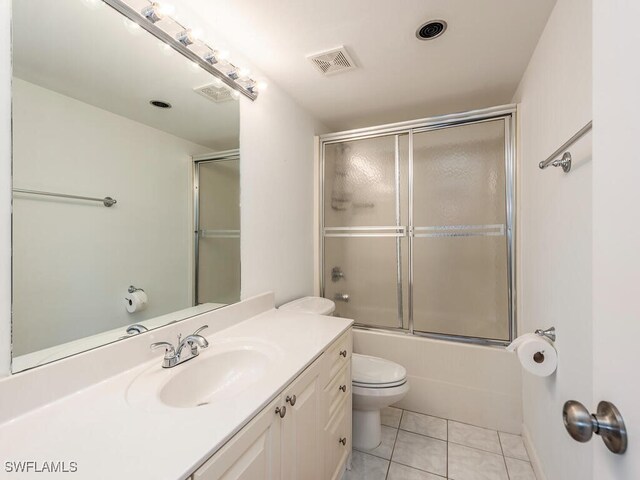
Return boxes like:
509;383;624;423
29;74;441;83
183;0;556;131
13;0;239;150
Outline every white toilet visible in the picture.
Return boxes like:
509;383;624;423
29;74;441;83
279;296;409;451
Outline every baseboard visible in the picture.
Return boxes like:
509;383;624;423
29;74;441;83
522;423;547;480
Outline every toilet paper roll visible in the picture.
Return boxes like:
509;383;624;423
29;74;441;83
506;333;557;377
125;290;148;313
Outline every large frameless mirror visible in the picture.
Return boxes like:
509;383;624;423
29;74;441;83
11;0;241;372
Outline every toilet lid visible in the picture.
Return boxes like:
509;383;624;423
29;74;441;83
352;353;407;387
278;296;336;316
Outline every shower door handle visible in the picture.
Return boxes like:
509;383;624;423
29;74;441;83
334;293;349;302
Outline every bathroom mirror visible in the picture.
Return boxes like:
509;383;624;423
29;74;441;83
10;0;240;372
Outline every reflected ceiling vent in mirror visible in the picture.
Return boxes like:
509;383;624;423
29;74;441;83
416;20;448;40
194;83;234;103
307;46;357;76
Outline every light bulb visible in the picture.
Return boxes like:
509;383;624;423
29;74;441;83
142;2;174;23
218;50;230;61
157;3;175;16
238;67;251;79
230;90;241;99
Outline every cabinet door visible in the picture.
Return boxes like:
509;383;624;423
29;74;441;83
281;360;323;480
194;399;282;480
324;398;351;480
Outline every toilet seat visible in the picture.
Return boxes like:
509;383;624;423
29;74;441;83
352;353;407;388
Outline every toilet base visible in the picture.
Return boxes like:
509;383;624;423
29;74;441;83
353;409;382;451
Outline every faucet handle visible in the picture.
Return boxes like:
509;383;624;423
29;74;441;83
150;341;176;358
193;325;209;336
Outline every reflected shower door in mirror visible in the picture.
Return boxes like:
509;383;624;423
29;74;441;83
11;0;240;372
321;111;514;344
195;154;241;305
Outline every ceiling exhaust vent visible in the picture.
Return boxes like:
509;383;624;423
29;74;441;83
307;46;357;76
194;83;233;103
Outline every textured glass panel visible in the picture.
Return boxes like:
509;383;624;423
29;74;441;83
198;237;240;304
413;120;506;226
197;159;240;304
324;237;402;329
199;160;240;230
412;236;509;340
324;136;399;227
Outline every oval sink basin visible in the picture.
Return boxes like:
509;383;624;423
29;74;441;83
160;349;269;408
125;339;283;411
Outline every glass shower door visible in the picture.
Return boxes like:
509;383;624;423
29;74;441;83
195;157;240;305
411;120;511;341
323;135;408;329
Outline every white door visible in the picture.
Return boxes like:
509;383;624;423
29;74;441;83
592;1;640;478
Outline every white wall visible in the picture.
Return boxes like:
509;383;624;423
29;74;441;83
354;330;523;433
239;82;328;305
512;0;592;478
12;78;209;356
0;0;10;375
593;1;640;478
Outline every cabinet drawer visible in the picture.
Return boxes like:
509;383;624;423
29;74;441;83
324;362;351;424
322;329;352;387
324;400;350;480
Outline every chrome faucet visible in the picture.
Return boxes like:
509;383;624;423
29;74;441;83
150;325;209;368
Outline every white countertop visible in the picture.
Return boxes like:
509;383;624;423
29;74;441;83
0;308;352;479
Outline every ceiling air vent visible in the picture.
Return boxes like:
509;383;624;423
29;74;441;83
194;83;234;103
307;46;357;76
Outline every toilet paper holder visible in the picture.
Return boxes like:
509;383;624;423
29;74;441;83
128;285;144;294
534;326;556;342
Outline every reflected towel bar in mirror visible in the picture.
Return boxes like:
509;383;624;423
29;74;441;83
539;121;592;173
13;188;117;207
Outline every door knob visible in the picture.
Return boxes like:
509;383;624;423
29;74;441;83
275;406;287;418
338;437;347;446
286;395;297;406
562;400;627;454
339;385;347;392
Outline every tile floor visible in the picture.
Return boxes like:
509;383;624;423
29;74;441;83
343;407;536;480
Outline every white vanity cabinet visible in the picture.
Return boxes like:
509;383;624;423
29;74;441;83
191;328;352;480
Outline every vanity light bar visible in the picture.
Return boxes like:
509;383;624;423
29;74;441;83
101;0;261;101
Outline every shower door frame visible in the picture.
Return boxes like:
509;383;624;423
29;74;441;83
192;149;240;306
319;104;517;346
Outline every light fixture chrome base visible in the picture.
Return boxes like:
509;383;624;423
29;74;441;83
563;400;627;454
551;152;572;172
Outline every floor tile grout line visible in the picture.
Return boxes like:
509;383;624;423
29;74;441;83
390;458;447;479
498;429;511;480
397;406;510;434
385;410;403;479
447;438;504;456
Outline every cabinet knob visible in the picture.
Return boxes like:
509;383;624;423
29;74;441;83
338;437;347;446
339;385;347;393
339;350;347;357
275;406;287;418
286;395;297;406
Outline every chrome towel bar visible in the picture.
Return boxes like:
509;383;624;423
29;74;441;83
539;121;592;173
13;188;117;207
